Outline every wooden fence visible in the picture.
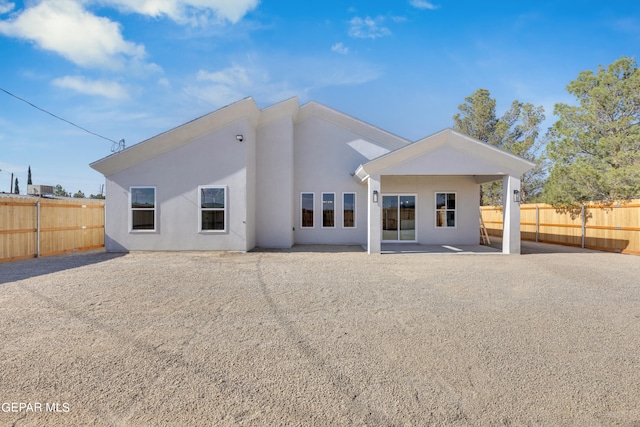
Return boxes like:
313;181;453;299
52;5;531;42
481;199;640;255
0;195;105;262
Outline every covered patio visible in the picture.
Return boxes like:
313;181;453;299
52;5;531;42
353;129;535;255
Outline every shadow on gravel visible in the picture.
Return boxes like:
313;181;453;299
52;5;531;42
0;250;127;285
488;237;610;255
253;244;365;253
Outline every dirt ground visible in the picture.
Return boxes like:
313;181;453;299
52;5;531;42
1;243;639;426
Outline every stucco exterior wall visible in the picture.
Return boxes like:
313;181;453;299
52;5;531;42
293;116;382;245
104;118;255;252
255;117;295;248
381;175;480;245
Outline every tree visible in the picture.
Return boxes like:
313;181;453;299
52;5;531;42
13;177;19;194
453;89;497;144
89;193;106;199
453;89;546;205
73;190;86;198
27;166;32;185
544;56;640;206
53;184;69;197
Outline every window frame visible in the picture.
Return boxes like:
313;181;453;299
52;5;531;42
435;192;457;228
321;192;336;229
129;186;157;233
300;192;315;229
382;193;418;242
342;192;357;229
198;185;228;233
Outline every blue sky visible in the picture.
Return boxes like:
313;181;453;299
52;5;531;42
0;0;638;195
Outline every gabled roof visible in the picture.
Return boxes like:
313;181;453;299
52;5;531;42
91;97;262;176
90;96;412;177
354;128;536;183
297;101;410;152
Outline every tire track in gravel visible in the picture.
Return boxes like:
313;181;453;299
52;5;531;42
255;254;394;426
385;262;502;424
11;277;304;426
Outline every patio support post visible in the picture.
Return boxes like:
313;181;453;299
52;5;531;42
367;174;381;254
502;175;521;254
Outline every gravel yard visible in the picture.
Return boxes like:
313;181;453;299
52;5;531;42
1;243;639;426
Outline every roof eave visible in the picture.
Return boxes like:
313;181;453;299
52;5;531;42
90;97;260;176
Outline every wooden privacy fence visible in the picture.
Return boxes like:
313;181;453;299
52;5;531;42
481;199;640;255
0;195;105;262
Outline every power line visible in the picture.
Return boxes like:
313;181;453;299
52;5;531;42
0;86;125;152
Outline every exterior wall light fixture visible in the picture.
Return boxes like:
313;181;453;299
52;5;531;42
373;190;379;203
236;134;244;142
513;189;521;203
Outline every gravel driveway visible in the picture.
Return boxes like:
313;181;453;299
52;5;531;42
1;243;639;426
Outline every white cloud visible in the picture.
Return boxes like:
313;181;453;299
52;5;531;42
197;65;252;87
0;0;146;69
187;64;268;106
187;54;381;107
410;0;439;10
52;75;130;100
102;0;260;25
331;42;348;55
348;16;391;39
0;0;14;14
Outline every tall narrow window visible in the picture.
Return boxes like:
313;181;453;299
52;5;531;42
343;193;356;228
130;187;156;231
436;192;456;228
322;193;335;228
199;186;226;232
301;193;314;228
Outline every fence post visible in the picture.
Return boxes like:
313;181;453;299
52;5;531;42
535;205;539;243
581;204;586;249
36;198;41;258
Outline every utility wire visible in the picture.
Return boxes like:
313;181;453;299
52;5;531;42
0;86;125;152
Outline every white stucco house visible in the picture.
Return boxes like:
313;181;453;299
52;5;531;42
90;97;534;254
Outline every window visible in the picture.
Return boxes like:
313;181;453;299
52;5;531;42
130;187;156;231
343;193;356;228
382;195;416;241
199;186;227;232
301;193;314;228
436;192;456;228
322;193;335;228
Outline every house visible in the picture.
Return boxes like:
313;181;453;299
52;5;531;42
90;97;534;254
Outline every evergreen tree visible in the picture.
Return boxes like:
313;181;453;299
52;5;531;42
27;166;32;185
453;89;546;205
544;56;640;206
14;177;19;194
53;184;69;197
73;190;86;198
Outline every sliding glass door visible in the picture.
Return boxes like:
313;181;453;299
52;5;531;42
382;195;416;241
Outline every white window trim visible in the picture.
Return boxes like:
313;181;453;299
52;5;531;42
342;192;357;229
129;186;157;233
321;192;336;229
435;191;457;229
300;192;315;229
381;193;418;243
198;185;228;233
